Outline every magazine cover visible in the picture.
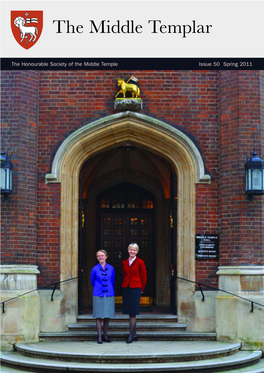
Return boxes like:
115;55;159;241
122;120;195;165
1;0;264;371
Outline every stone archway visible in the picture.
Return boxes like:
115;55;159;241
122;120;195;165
46;111;210;324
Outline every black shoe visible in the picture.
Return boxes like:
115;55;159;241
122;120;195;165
102;335;111;343
132;335;138;342
126;336;133;344
97;339;102;344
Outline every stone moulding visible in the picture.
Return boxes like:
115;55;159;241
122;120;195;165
217;266;264;276
45;111;211;185
0;265;40;274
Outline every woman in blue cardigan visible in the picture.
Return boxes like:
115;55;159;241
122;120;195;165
91;250;115;344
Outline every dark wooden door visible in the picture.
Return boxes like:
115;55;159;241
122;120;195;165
100;212;154;299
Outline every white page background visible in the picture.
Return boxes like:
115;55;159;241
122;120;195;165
1;1;263;58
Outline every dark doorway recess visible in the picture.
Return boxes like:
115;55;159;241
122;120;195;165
96;182;156;305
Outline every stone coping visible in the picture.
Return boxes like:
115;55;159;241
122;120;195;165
0;265;40;275
217;266;264;276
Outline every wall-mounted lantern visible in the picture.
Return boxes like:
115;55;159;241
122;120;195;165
245;150;264;199
1;151;13;199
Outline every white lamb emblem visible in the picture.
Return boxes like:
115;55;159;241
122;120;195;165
14;16;38;43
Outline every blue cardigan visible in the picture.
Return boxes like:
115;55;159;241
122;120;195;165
91;262;115;297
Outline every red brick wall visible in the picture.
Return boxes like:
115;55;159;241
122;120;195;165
219;70;264;266
1;71;39;266
36;182;61;286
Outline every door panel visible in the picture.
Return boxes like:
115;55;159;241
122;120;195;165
101;214;126;294
100;213;154;301
126;214;154;299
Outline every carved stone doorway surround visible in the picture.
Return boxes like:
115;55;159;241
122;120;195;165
46;112;210;324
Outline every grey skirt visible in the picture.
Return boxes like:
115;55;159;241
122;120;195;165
93;295;115;319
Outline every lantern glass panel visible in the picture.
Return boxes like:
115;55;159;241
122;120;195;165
8;169;12;190
246;169;252;191
252;169;262;190
1;168;6;189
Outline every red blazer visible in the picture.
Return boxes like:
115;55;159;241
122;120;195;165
122;257;147;292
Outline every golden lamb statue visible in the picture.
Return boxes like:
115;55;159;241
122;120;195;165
116;76;140;99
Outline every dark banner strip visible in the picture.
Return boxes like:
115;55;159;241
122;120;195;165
1;58;263;70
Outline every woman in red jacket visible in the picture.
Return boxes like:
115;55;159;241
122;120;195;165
122;243;147;343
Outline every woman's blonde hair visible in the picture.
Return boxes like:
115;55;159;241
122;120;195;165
128;243;139;252
96;250;108;258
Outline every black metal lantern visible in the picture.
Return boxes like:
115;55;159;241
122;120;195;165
1;151;13;198
245;150;264;198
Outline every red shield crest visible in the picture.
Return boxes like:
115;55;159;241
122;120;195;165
11;11;43;50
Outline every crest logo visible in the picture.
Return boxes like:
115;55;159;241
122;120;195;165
11;11;43;50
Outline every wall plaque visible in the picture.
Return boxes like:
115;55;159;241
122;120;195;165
195;234;219;260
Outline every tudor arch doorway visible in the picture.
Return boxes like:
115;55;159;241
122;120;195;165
48;112;209;323
97;182;156;305
79;144;172;311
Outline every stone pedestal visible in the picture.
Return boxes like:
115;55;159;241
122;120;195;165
0;265;40;351
0;265;39;290
114;99;143;112
216;266;264;351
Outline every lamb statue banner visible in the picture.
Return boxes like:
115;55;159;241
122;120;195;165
11;11;43;50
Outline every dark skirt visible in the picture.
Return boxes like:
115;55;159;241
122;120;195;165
122;286;141;315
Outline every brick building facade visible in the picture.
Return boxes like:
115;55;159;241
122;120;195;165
1;69;264;350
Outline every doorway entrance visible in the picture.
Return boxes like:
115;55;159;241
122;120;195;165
48;111;209;322
97;182;155;305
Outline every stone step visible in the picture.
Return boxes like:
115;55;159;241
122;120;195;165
68;322;187;331
39;330;217;342
1;341;262;372
217;359;264;373
2;357;264;373
14;341;241;364
77;313;178;323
